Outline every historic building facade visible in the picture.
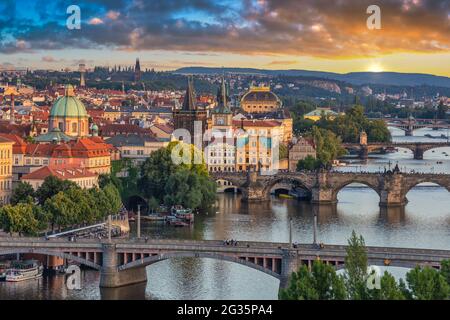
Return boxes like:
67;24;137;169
0;136;13;205
172;77;208;146
240;86;282;114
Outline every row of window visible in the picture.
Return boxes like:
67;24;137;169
0;165;11;175
0;180;11;190
0;149;11;159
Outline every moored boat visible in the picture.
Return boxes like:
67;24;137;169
5;260;43;282
171;205;194;222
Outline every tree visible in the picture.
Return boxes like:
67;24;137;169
10;181;35;205
437;101;448;119
138;141;216;210
43;191;79;231
0;203;41;236
370;271;405;300
296;155;319;171
312;126;347;166
279;260;347;300
344;231;369;300
103;183;122;215
36;176;78;205
441;259;450;286
405;266;449;300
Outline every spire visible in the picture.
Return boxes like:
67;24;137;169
214;77;231;114
182;76;197;111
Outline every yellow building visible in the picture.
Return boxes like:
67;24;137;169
303;108;339;122
234;120;288;172
240;86;282;114
0;136;14;205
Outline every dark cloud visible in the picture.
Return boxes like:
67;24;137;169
1;0;449;58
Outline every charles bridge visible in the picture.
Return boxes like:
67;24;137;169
212;169;450;206
1;237;449;290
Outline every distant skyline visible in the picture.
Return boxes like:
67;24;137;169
0;0;449;76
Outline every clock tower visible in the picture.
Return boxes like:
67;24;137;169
212;77;232;131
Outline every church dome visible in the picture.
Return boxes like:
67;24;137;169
241;87;281;104
50;85;88;118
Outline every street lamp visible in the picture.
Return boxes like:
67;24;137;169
289;218;292;246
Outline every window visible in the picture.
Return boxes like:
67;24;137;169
72;122;77;133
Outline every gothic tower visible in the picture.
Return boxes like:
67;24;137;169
134;58;141;82
172;77;208;146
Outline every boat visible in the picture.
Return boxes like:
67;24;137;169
171;206;194;222
5;260;44;282
279;194;294;199
0;262;10;281
165;216;190;227
141;214;166;222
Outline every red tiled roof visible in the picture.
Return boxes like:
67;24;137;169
0;133;26;153
22;166;97;180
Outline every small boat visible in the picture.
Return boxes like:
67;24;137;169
141;214;166;222
6;260;43;282
171;206;194;222
279;194;294;199
165;216;190;227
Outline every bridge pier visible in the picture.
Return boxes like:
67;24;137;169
413;147;424;160
405;129;413;136
311;187;336;205
279;250;300;291
379;174;407;207
99;243;147;288
241;168;269;202
359;146;368;160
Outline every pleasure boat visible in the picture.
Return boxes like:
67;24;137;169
5;260;44;282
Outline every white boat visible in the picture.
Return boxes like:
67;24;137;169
5;260;43;282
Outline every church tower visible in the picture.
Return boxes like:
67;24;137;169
212;77;232;130
134;58;141;82
172;77;208;146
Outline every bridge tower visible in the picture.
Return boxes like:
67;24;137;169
240;165;267;201
359;131;368;160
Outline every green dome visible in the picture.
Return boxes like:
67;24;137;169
50;85;88;118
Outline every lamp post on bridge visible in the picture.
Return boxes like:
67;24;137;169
288;218;292;247
137;204;141;239
107;215;112;242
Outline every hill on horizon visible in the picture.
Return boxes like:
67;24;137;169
174;67;450;88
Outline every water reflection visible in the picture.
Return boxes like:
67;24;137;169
1;127;450;299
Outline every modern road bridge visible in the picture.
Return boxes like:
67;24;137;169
0;237;449;289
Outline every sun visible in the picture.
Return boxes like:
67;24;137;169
368;62;384;72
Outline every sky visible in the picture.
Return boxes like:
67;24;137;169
0;0;449;76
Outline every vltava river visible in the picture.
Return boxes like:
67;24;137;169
1;127;449;299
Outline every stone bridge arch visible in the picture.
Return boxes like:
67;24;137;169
402;175;450;199
262;175;314;199
331;177;381;203
118;251;282;280
0;248;102;270
215;178;242;193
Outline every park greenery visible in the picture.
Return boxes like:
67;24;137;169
138;141;216;211
0;176;122;236
280;231;450;300
102;141;217;213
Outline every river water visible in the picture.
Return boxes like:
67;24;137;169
1;127;449;300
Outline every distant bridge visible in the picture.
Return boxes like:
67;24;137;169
343;141;450;160
211;170;450;206
0;237;449;290
369;117;450;136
